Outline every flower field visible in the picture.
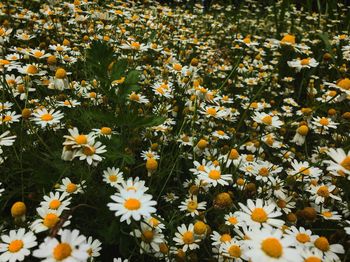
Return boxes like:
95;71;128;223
1;0;350;261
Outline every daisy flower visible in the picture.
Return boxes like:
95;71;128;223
250;161;282;182
178;196;207;217
74;141;107;166
57;177;86;195
86;237;102;259
288;160;322;181
198;164;232;187
32;108;64;128
17;64;46;76
102;167;124;188
311;116;338;133
212;130;230;140
1;111;21;126
324;148;350;179
245;227;302;262
128;92;149;104
284;226;314;248
173;224;200;252
237;199;284;228
307;183;341;204
63;127;95;148
30;207;66;233
33;229;89;261
311;236;344;262
219;239;247;262
40;191;71;213
0;228;37;262
0;131;16;147
131;222;165;254
253;112;283;128
107;189;157;224
120;41;148;51
287;57;319;72
224;212;241;228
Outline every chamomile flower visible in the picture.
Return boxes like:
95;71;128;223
33;229;89;261
311;236;344;261
0;228;37;262
237;199;284;228
0;131;16;146
179;196;207;217
86;237;102;259
284;226;314;248
245;227;302;262
40;191;71;213
103;167;124;187
57;177;86;195
30;207;69;233
74;141;107;166
253;112;283;128
173;224;200;252
198;164;232;187
288;160;322;181
287;57;319;72
307;183;341;204
32;108;64;128
324;148;350;179
107;189;157;224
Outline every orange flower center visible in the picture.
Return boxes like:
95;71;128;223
251;208;268;223
53;243;72;260
296;233;310;243
340;156;350;171
124;198;141;210
8;240;24;253
182;231;194;244
228;245;241;258
41;113;53;121
49;199;61;210
262;115;272;125
208;170;221;180
261;238;283;258
43;213;60;228
314;237;329;252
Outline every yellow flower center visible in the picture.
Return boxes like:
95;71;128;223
83;146;96;156
277;199;286;208
109;174;117;182
261;238;283;258
229;149;239;159
322;211;333;218
173;63;182;71
131;42;140;49
296;233;310;243
228;245;241;258
124;198;141;210
49;199;61;210
34;51;44;58
11;202;26;217
317;186;329;197
187;200;198;212
220;234;232;242
262;115;272;125
299;167;310;176
337;78;350;90
194;221;206;235
8;240;24;253
41;113;53;121
66;183;77;193
251;208;268;223
3;115;12;122
101;127;112;135
340;156;350;171
304;257;322;262
314;237;329;251
146;158;158;171
281;34;295;44
297;125;309;136
228;216;238;225
217;130;225;136
182;231;194;244
206;107;217;116
300;58;310;65
55;68;67;79
141;230;154;243
75;134;87;144
208;170;221;180
319;117;329;126
259;167;269;177
43;213;60;228
159;243;169;254
53;243;72;260
130;93;140;101
26;65;38;75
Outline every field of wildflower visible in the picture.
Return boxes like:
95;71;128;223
1;0;350;261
